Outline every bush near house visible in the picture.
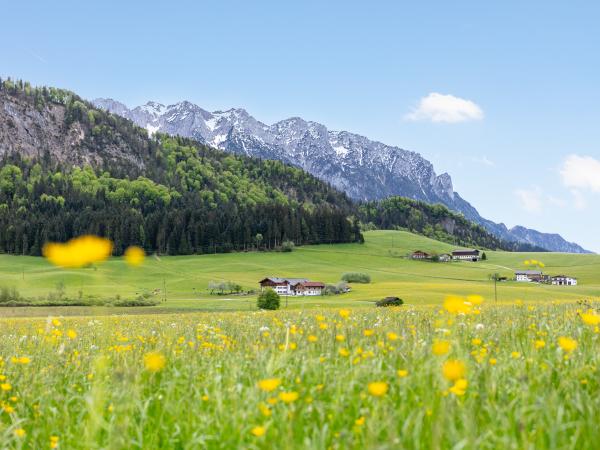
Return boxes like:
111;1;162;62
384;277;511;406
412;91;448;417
257;288;281;310
341;272;371;284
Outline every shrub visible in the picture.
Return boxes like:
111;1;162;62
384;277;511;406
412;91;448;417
482;252;487;261
257;289;280;310
341;272;371;284
323;281;350;295
376;297;404;307
281;240;295;252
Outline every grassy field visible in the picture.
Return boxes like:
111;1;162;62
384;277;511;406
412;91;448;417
2;303;600;448
0;230;599;316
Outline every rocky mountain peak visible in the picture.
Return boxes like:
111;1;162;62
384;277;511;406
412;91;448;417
91;96;592;253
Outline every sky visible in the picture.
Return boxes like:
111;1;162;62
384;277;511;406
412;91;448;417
2;0;600;251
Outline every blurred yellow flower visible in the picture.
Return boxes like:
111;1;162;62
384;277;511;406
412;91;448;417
432;340;450;356
251;426;266;437
397;369;409;378
307;335;318;343
367;381;389;397
43;235;112;268
443;296;472;314
558;336;577;353
14;428;26;438
581;311;600;326
1;383;11;391
339;309;350;319
338;348;350;357
449;378;468;396
442;360;466;382
534;340;546;349
279;391;299;403
257;378;281;392
355;416;365;426
124;246;145;266
467;295;484;306
511;351;521;359
363;329;374;337
143;352;166;373
67;330;77;340
387;332;399;341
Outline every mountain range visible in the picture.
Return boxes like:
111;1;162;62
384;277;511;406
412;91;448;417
92;98;591;253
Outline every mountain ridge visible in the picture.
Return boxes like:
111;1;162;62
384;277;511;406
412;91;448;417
93;97;592;254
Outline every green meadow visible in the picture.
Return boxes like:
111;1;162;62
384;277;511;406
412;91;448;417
0;230;598;316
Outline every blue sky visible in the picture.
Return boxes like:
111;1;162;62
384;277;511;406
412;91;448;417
2;0;600;251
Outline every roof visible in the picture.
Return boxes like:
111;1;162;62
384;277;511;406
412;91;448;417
452;249;480;255
552;275;577;279
298;281;325;287
515;270;543;275
412;250;429;254
259;277;309;285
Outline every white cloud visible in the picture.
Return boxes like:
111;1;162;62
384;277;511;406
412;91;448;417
404;93;484;123
560;154;600;192
515;186;543;213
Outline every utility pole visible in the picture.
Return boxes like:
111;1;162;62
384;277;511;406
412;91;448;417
163;278;167;303
492;273;499;303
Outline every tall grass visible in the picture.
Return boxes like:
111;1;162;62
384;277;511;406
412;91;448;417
0;302;599;448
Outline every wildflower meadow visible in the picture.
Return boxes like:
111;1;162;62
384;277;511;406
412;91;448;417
1;300;600;449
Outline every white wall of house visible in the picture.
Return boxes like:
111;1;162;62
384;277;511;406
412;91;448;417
516;274;531;282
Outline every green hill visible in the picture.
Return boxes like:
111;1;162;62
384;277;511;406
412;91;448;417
0;230;597;316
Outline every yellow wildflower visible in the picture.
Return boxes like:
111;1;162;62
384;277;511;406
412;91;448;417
279;391;299;403
43;235;112;268
251;426;266;437
432;340;450;356
442;360;466;382
367;381;388;397
143;352;166;373
257;378;281;392
124;246;145;266
449;378;468;396
558;336;577;353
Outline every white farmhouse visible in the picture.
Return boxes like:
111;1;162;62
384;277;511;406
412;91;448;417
452;249;481;261
515;270;543;282
551;275;578;286
258;277;325;296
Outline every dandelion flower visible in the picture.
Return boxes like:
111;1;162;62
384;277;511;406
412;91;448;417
443;296;472;314
143;352;166;373
367;381;388;397
14;428;26;438
339;309;350;319
449;378;468;396
43;235;112;268
251;426;266;437
432;340;450;356
534;340;546;349
581;311;600;326
257;378;281;392
442;360;466;382
397;369;409;378
278;391;299;403
124;246;145;266
558;336;577;353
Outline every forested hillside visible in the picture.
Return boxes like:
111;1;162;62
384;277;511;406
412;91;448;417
0;78;541;255
0;79;361;255
358;197;546;252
